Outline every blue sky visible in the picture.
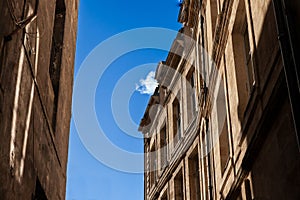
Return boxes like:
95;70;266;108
66;0;181;199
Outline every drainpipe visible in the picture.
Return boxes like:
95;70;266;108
272;0;300;151
206;118;214;200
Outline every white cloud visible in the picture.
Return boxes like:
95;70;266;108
135;71;158;95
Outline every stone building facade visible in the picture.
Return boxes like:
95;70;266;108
0;0;78;199
139;0;300;199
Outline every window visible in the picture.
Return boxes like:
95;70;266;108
200;15;207;81
33;178;47;200
245;179;252;200
0;41;4;81
187;0;200;31
242;21;254;94
216;78;230;174
200;14;211;85
187;68;197;123
235;192;243;200
160;124;168;170
219;116;229;174
150;144;157;188
174;169;184;200
188;148;201;200
173;97;181;147
145;143;150;194
234;187;243;200
49;0;66;129
210;0;219;38
161;190;168;200
0;44;3;114
232;0;255;120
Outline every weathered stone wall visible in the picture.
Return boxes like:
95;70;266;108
0;0;78;199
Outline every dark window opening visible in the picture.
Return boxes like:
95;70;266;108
173;97;181;147
49;0;66;130
33;178;47;200
235;189;243;200
200;14;210;84
245;179;252;200
242;21;254;93
189;148;201;200
174;169;184;200
210;0;219;38
187;67;197;123
150;144;157;188
160;124;168;169
216;79;230;175
161;190;168;200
